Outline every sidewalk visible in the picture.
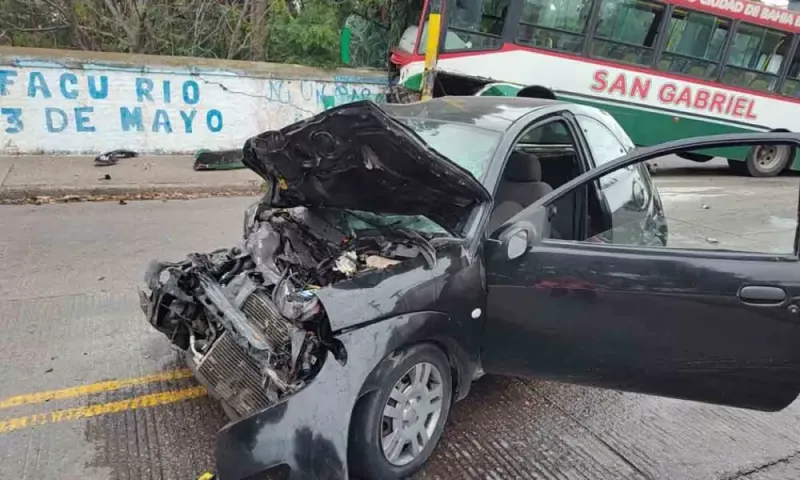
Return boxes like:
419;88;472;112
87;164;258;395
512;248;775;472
0;155;264;203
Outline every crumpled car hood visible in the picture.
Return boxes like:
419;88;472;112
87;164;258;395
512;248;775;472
242;100;491;233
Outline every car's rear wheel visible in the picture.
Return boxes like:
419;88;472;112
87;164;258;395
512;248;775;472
349;344;453;480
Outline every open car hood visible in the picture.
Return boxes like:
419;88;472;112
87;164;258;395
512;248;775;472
242;101;491;233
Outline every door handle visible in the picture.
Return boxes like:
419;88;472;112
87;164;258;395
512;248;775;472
738;285;786;304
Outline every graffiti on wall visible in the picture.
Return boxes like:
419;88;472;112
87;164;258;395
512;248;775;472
0;70;224;135
0;62;387;154
262;77;384;112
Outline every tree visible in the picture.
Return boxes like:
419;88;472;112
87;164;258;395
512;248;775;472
0;0;401;68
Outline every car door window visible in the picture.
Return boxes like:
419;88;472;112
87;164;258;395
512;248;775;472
576;114;654;245
518;120;573;145
576;114;630;165
587;161;666;247
558;143;798;254
489;118;583;238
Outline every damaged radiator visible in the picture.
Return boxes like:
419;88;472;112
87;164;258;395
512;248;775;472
241;292;292;361
195;331;273;417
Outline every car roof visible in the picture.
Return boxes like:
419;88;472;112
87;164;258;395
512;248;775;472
380;96;569;132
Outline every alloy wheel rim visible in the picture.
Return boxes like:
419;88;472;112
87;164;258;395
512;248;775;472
380;362;445;466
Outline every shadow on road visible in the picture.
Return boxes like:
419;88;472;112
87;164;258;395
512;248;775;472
651;166;732;177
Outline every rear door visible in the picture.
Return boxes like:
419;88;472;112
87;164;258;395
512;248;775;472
481;132;800;412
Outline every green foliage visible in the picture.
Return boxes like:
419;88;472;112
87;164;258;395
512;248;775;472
0;0;407;69
267;1;343;67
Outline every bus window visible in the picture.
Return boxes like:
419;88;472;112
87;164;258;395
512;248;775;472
517;0;594;54
393;1;426;54
781;43;800;98
659;10;730;80
721;23;790;93
590;0;666;66
441;0;510;52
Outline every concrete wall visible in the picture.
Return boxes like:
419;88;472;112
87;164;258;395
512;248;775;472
0;47;388;155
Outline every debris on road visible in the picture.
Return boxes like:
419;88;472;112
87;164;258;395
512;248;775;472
193;149;245;171
0;189;262;206
94;149;138;167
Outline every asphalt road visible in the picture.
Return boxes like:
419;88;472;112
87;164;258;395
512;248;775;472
2;172;800;480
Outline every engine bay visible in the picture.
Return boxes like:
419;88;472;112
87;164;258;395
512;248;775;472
139;205;439;416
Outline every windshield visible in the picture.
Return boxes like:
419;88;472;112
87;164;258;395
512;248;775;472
394;0;427;53
401;0;510;53
317;117;501;238
445;0;509;50
401;23;473;53
318;209;450;237
449;0;486;30
394;117;502;180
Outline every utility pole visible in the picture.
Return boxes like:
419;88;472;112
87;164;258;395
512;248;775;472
421;0;443;101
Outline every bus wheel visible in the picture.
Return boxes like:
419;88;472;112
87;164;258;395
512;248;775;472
744;144;792;177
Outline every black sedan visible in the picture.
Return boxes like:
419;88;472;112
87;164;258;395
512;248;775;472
139;96;800;480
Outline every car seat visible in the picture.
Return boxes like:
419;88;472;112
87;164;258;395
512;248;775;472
488;151;554;234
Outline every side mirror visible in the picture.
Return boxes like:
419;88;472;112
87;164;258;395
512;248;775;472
498;221;539;261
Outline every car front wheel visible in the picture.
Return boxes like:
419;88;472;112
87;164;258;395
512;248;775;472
349;344;453;479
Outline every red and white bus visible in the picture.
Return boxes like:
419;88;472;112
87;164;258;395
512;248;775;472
380;0;800;176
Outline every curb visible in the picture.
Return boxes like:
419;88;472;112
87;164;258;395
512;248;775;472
0;182;264;203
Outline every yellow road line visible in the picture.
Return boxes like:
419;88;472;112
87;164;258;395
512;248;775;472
0;386;208;434
0;369;194;410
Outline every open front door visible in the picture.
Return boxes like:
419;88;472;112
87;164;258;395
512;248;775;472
482;133;800;412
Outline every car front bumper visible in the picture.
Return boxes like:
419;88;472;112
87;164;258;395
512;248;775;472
211;312;447;480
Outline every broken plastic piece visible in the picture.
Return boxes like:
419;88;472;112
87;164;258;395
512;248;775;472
274;280;320;322
193;149;245;170
290;329;307;369
334;251;358;276
94;149;137;166
365;255;401;270
245;222;283;284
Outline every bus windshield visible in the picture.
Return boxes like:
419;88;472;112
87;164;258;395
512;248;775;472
437;0;510;52
398;0;503;54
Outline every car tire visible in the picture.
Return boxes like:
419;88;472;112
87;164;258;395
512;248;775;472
349;344;453;480
744;144;792;177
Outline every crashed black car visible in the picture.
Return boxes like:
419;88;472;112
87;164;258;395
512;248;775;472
140;97;800;480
